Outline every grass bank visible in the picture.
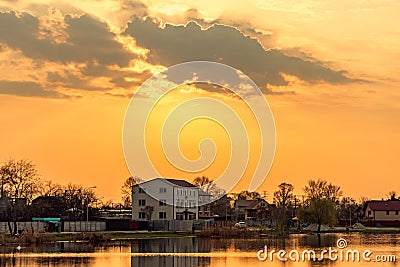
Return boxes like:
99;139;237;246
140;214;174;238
0;231;195;245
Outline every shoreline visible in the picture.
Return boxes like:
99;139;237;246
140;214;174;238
1;227;400;245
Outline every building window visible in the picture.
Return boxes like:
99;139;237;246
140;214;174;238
176;212;184;220
189;213;196;220
139;212;146;219
159;200;167;206
159;212;167;219
260;202;265;207
396;211;399;215
139;199;146;206
368;210;371;216
386;211;390;215
159;187;167;194
139;188;145;193
176;200;183;207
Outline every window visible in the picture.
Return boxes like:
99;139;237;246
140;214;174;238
176;212;184;220
189;213;196;220
159;212;167;219
139;188;145;193
396;211;399;215
368;210;371;216
386;210;390;215
260;202;265;207
176;200;184;207
159;187;167;194
139;199;146;206
139;212;146;219
159;200;167;206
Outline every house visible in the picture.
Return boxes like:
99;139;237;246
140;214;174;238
234;198;270;220
363;200;400;227
31;196;64;218
132;178;202;221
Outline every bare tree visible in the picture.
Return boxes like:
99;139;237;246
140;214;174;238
62;183;98;220
39;181;63;197
0;159;41;235
193;176;225;201
304;179;342;203
237;190;261;200
273;182;294;208
273;182;294;230
121;176;143;208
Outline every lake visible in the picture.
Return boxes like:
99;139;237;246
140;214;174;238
0;233;399;266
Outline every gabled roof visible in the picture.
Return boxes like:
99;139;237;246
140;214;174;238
366;200;400;211
235;199;269;209
246;199;269;210
132;178;198;188
165;178;196;188
236;199;254;208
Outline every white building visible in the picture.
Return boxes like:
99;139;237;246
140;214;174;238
132;178;204;221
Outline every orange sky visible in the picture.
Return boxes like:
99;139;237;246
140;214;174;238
0;1;399;203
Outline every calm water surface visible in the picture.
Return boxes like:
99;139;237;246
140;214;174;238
0;233;399;266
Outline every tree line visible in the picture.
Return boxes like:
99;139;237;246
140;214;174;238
1;158;393;234
0;159;98;235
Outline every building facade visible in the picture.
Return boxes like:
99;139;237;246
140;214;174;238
234;199;270;220
131;178;200;221
363;200;400;227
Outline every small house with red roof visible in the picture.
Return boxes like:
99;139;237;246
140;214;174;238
363;200;400;227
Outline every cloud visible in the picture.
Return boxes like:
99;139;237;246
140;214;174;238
0;80;70;98
0;11;152;97
47;62;152;91
0;11;134;66
123;18;355;93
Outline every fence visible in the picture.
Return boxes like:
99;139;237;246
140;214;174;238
62;221;106;232
133;220;194;232
0;221;45;234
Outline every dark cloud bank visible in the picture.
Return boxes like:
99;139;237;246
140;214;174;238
0;9;356;98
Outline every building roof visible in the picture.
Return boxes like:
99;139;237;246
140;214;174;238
235;199;269;209
132;178;198;188
235;199;253;208
165;178;196;188
198;189;212;196
366;200;400;211
246;199;268;209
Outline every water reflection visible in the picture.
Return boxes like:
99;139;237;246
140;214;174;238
0;233;398;266
130;238;211;267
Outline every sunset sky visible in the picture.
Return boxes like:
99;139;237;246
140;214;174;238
0;0;399;203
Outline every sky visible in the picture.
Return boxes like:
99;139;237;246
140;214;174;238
0;0;399;203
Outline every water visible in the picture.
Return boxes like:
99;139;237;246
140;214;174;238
0;233;399;266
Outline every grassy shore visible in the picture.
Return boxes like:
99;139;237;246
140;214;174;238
0;231;195;245
1;227;400;245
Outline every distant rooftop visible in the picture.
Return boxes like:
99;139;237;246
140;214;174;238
132;178;198;188
165;178;196;188
366;200;400;211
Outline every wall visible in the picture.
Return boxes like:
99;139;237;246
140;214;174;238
0;221;45;234
62;221;106;232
